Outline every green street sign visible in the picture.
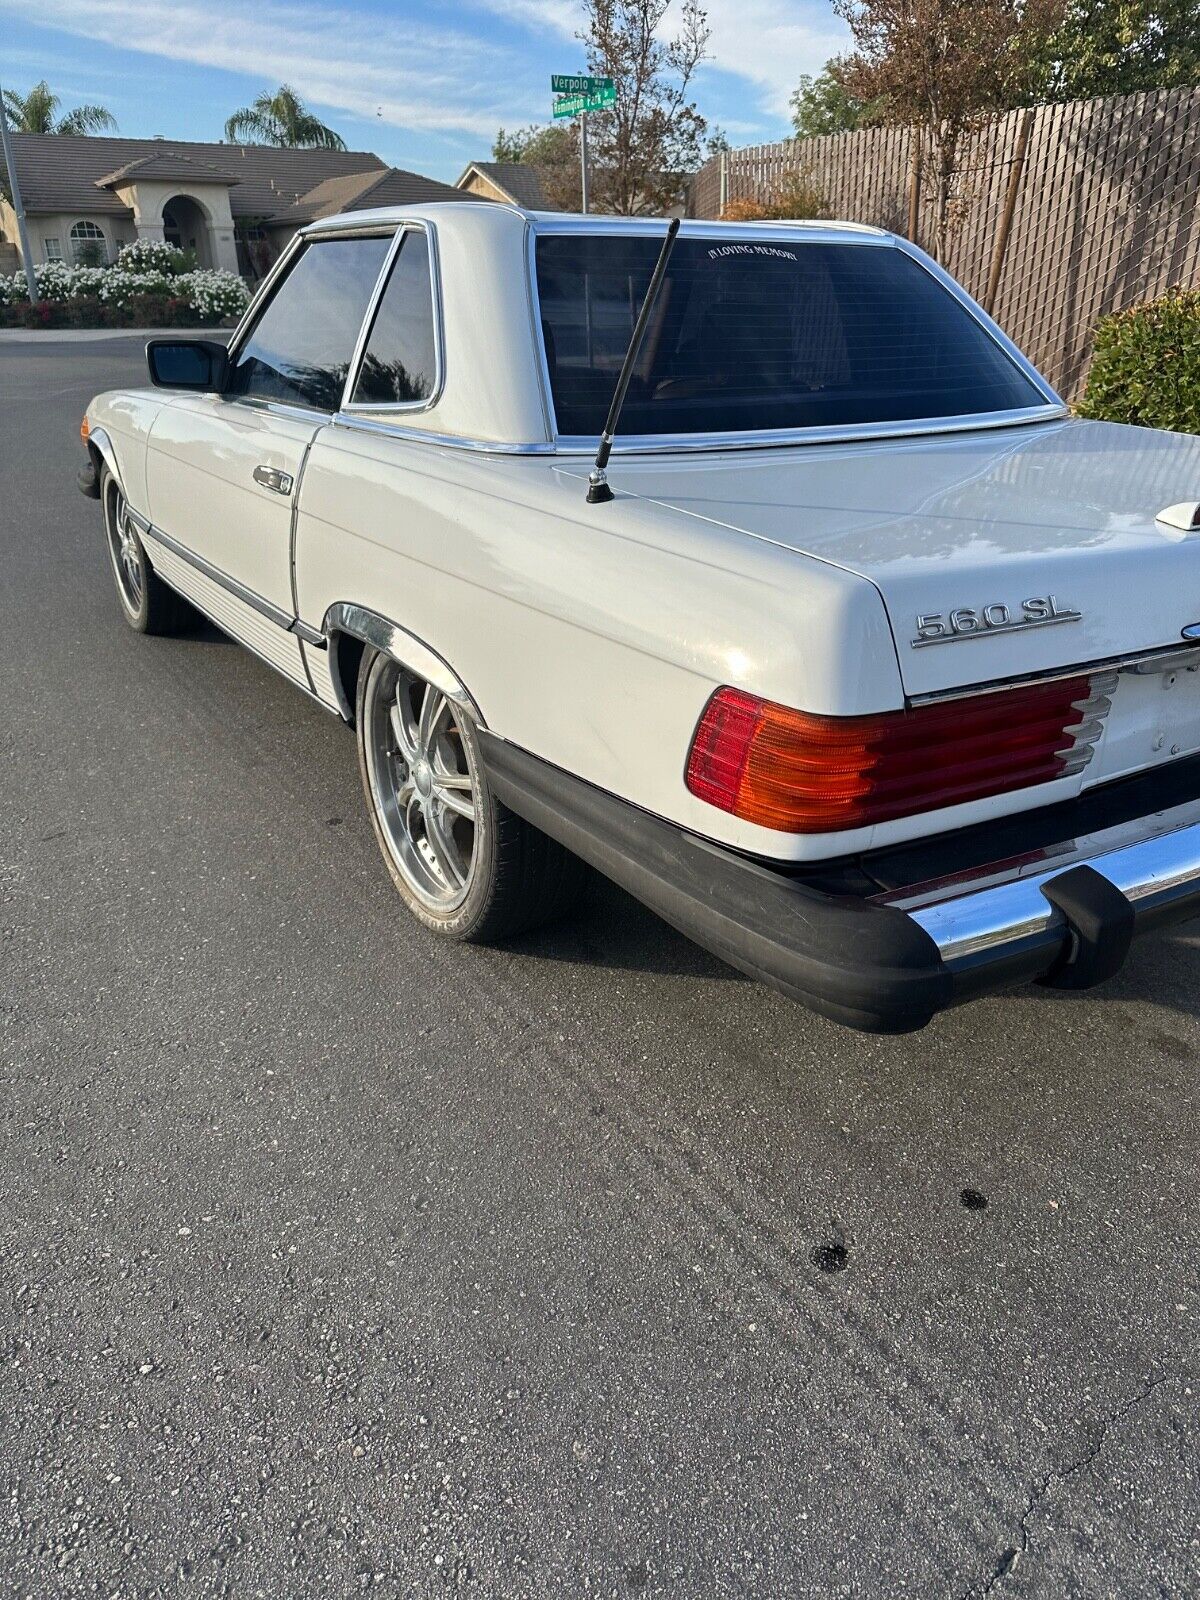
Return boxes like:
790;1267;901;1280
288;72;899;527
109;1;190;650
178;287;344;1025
551;74;615;116
551;74;613;95
552;84;616;118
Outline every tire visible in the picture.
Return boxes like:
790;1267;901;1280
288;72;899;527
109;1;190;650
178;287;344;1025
355;645;587;942
101;466;194;635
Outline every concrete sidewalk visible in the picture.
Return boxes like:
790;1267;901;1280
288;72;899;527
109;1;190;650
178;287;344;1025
0;326;232;343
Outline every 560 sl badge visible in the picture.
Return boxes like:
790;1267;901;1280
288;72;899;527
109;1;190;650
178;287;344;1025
911;595;1083;648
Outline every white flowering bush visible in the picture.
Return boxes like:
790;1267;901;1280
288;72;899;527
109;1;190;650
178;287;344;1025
115;238;190;275
0;255;250;326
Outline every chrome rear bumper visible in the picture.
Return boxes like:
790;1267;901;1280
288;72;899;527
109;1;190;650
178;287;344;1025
883;796;1200;998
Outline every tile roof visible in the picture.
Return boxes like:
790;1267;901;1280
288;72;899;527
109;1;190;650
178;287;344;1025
268;165;477;225
0;133;387;218
457;162;550;209
95;152;242;188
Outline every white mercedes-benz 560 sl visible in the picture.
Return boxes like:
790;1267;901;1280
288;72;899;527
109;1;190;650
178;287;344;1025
79;203;1200;1032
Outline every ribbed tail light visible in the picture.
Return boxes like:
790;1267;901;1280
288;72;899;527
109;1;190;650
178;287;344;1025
685;673;1116;833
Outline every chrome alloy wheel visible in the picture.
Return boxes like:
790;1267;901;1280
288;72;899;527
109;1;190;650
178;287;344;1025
363;655;479;913
104;479;144;615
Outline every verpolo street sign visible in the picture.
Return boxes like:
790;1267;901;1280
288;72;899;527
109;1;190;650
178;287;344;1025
552;75;616;118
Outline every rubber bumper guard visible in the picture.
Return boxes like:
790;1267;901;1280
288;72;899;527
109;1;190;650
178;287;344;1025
479;731;953;1034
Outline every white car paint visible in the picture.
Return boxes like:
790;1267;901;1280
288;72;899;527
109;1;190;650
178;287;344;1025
84;203;1200;866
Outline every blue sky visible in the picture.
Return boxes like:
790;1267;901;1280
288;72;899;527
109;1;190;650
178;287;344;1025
0;0;849;182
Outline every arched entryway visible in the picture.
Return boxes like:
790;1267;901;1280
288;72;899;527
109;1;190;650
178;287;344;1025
162;194;212;266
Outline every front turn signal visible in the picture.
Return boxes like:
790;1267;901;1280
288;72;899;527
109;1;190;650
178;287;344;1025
80;413;90;443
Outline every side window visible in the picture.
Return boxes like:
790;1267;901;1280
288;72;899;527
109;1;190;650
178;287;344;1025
226;234;392;411
350;230;437;406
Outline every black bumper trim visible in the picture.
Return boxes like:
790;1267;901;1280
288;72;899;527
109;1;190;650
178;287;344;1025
479;732;953;1034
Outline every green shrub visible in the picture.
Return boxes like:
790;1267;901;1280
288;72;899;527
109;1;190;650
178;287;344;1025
1077;290;1200;436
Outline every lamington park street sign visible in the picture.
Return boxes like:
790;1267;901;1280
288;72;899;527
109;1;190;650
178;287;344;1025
551;75;616;117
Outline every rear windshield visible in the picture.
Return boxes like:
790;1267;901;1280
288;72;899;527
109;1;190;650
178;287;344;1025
534;233;1044;437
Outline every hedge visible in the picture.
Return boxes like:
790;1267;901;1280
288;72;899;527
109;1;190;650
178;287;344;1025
0;239;251;329
1077;289;1200;436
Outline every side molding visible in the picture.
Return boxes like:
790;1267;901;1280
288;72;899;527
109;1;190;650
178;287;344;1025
321;603;483;724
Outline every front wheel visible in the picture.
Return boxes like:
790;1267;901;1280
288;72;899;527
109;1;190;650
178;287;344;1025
356;646;586;941
101;466;193;635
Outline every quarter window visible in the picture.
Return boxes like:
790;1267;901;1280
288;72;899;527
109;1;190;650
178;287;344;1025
225;234;392;411
350;230;437;406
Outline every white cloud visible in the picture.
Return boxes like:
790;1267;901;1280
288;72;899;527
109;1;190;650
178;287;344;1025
0;0;546;137
471;0;849;125
687;0;849;120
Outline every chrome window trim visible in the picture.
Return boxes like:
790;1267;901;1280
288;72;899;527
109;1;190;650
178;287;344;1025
525;217;1064;451
339;220;445;416
223;225;399;415
331;411;556;454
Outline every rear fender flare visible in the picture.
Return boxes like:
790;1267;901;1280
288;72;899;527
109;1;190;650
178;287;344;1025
321;602;484;727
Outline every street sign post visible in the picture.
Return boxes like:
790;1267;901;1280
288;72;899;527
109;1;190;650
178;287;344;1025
552;75;615;215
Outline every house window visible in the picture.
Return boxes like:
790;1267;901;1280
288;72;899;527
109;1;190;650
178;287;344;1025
69;220;107;265
43;238;63;262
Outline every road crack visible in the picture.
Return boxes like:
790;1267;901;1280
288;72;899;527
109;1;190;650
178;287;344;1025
960;1372;1177;1599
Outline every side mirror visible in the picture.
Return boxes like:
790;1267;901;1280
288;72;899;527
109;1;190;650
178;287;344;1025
145;338;229;392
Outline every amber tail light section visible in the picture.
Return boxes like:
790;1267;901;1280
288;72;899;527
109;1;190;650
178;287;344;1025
685;674;1116;834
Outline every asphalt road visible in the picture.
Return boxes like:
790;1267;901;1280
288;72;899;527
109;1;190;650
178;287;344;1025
2;335;1197;1599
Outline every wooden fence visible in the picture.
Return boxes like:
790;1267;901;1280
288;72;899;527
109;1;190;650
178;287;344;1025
688;87;1200;397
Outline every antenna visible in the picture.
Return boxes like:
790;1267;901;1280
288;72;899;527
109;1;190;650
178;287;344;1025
586;216;681;505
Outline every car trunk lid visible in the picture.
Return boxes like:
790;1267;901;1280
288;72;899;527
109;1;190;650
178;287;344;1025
606;417;1200;700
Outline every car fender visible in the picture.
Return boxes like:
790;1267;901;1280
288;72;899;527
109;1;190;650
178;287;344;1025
321;602;484;725
87;424;124;492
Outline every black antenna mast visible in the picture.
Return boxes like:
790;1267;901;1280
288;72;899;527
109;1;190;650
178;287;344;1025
586;217;681;505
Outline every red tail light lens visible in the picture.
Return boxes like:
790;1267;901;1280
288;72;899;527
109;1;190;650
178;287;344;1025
685;674;1114;833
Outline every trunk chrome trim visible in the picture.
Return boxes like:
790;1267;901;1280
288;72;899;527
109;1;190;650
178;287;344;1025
906;639;1200;706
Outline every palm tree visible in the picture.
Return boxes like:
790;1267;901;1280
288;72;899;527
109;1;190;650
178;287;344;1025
224;85;346;150
2;80;117;135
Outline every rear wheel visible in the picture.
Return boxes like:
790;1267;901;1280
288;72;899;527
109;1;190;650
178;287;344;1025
356;646;586;941
101;466;193;635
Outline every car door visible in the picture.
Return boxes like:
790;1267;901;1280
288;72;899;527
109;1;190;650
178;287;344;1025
142;228;396;680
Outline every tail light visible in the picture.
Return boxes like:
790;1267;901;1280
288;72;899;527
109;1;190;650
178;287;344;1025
685;673;1116;834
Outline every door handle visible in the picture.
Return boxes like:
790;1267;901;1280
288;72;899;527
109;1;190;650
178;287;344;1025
253;465;294;495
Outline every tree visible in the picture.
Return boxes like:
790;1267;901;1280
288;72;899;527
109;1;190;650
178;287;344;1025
834;0;1063;260
2;80;117;135
225;85;346;150
790;62;879;135
491;122;582;208
1034;0;1199;100
578;0;711;214
722;167;830;219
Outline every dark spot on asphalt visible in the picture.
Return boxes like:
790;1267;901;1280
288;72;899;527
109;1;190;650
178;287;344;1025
624;1560;650;1589
994;1547;1019;1579
1151;1030;1190;1063
39;829;67;842
326;816;343;826
961;1188;988;1210
811;1242;848;1273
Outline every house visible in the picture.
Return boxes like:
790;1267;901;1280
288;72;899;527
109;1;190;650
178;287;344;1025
456;161;552;210
0;133;474;279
